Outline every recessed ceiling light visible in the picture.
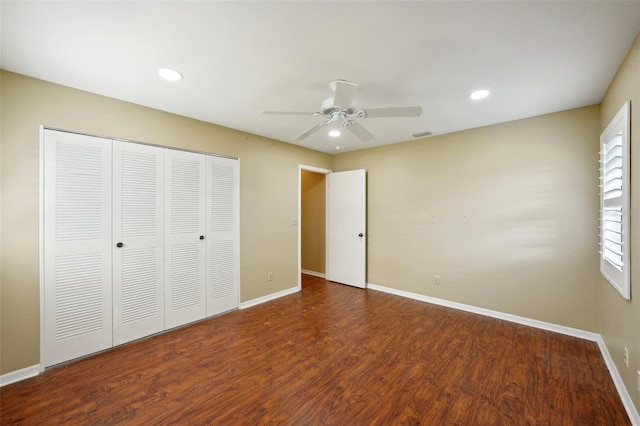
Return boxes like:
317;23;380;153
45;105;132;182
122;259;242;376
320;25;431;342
470;89;490;100
329;129;341;137
335;146;340;150
158;68;183;81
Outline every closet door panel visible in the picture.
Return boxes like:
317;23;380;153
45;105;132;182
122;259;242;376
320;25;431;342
43;130;113;366
165;149;206;329
112;141;165;345
206;156;239;316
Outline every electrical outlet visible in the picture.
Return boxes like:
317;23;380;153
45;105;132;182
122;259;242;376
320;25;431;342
268;272;273;281
433;275;440;285
624;347;629;367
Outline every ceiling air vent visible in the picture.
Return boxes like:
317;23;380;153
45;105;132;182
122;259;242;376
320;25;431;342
412;131;432;138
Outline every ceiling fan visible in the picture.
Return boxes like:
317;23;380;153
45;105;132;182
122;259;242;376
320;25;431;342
260;80;422;142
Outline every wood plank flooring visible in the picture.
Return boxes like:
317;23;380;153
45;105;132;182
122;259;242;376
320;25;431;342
1;274;630;425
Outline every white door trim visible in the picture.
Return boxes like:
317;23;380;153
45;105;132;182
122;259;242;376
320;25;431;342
39;125;46;371
297;165;332;290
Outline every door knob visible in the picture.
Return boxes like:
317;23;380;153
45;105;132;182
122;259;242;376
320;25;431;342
116;242;123;248
199;235;205;240
358;233;364;237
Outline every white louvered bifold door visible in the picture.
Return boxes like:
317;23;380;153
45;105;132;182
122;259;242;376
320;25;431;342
165;149;207;329
43;130;113;366
112;141;165;345
205;156;239;317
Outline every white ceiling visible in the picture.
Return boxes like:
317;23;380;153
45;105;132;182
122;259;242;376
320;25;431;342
2;1;639;154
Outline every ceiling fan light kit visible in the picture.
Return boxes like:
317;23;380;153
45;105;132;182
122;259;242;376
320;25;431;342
261;80;422;143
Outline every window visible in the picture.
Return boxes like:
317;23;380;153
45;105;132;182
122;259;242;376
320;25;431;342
600;101;630;299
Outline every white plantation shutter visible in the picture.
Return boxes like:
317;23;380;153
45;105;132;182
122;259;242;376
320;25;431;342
600;101;630;300
602;137;623;267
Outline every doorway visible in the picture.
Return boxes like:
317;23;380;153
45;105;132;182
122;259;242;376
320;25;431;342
297;165;331;289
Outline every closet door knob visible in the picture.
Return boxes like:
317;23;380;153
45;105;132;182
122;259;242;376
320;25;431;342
199;235;205;240
116;242;124;248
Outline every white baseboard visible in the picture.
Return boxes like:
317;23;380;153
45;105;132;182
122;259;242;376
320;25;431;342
596;336;640;425
239;286;299;310
367;282;639;425
301;269;325;278
367;283;598;341
0;364;40;387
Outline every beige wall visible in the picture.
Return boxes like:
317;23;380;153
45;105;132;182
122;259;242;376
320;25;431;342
334;106;601;331
0;71;332;374
599;31;640;411
0;70;606;374
301;171;326;274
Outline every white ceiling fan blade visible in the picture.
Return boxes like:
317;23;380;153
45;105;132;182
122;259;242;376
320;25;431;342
363;106;422;118
260;110;316;116
346;122;374;142
331;80;359;108
295;123;325;141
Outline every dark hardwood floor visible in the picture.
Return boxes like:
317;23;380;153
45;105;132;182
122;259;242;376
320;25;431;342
1;274;630;425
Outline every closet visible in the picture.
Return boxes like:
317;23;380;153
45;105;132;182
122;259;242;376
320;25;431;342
42;129;239;367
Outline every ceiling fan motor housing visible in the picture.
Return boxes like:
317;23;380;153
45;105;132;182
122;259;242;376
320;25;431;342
321;97;363;117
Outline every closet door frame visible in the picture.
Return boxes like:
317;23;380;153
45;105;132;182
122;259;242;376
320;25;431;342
40;126;45;371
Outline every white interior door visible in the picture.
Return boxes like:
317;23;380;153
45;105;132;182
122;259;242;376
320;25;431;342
112;141;165;345
205;156;239;316
165;149;206;329
326;169;367;288
43;129;113;366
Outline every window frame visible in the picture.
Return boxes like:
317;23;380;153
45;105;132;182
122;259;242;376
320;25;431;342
599;101;631;300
